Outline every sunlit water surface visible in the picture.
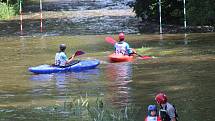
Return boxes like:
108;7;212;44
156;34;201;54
0;33;215;120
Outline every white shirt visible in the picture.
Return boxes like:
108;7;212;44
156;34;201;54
114;41;131;55
54;52;68;66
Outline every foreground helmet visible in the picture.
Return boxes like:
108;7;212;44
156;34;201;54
155;93;167;104
118;32;125;40
59;44;66;51
148;105;157;112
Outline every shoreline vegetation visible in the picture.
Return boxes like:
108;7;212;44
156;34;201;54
0;0;214;35
0;0;21;20
0;95;141;121
0;2;17;19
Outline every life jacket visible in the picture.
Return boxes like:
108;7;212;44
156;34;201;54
159;104;178;121
54;52;67;66
145;116;162;121
55;53;60;65
114;41;129;55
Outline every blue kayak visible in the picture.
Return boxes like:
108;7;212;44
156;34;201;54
29;60;100;74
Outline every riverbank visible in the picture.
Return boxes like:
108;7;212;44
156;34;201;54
0;0;214;36
136;20;215;34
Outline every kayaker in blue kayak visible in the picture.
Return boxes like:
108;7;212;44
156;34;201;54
155;93;178;121
114;32;135;56
54;44;75;67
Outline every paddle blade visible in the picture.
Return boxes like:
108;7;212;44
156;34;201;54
139;56;152;60
105;37;116;45
74;50;85;56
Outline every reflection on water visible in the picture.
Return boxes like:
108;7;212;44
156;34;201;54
29;69;100;98
105;62;133;108
30;69;100;82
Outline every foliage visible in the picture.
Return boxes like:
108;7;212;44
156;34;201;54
0;0;20;19
61;96;140;121
133;0;215;26
0;2;15;19
186;0;215;26
133;0;184;25
1;0;18;4
0;95;141;121
87;99;139;121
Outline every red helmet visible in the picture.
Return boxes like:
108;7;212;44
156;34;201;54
155;93;167;104
118;32;125;40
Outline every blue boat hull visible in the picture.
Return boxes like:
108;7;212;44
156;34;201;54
29;60;100;74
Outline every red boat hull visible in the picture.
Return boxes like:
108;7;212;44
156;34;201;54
108;53;134;62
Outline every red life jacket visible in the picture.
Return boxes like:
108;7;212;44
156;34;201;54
144;116;162;121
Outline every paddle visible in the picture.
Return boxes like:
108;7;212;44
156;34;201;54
134;52;153;60
62;50;85;67
105;36;152;60
105;36;116;45
69;50;85;59
52;50;85;67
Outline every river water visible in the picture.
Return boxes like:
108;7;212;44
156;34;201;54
0;33;215;120
0;0;138;36
0;0;215;121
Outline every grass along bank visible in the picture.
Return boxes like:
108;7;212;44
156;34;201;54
0;95;140;121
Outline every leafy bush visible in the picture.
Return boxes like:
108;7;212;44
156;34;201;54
133;0;184;25
0;2;18;19
187;0;215;26
133;0;215;26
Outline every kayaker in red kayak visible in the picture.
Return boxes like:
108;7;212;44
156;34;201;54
54;44;75;66
144;105;162;121
114;32;135;56
155;93;178;121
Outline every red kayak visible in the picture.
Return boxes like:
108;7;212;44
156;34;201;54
108;53;134;62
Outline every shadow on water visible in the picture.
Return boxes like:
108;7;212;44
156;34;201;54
133;59;215;121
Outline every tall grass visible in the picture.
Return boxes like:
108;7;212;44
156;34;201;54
0;95;141;120
61;95;140;121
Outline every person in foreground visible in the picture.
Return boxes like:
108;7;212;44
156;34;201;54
144;105;162;121
54;44;75;67
114;32;135;55
155;93;178;121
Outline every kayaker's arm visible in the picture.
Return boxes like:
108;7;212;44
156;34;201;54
66;54;75;64
126;43;135;55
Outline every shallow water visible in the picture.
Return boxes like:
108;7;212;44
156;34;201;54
0;0;215;120
0;33;215;120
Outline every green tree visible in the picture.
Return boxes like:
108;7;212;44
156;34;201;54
1;0;18;4
134;0;184;25
0;0;20;19
133;0;215;26
187;0;215;26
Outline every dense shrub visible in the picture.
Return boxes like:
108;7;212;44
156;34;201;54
0;0;20;19
133;0;215;26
